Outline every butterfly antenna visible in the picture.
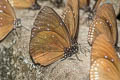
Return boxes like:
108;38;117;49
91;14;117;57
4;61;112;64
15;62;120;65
14;18;30;31
75;52;83;61
78;43;90;56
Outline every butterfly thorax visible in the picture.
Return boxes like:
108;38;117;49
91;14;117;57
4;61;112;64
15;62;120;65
64;42;78;58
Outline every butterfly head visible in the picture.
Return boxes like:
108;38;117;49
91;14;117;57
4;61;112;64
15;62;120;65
64;42;78;58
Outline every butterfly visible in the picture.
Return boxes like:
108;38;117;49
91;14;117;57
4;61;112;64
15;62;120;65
79;0;90;9
88;3;117;46
29;0;79;66
8;0;40;10
0;0;17;41
90;34;120;80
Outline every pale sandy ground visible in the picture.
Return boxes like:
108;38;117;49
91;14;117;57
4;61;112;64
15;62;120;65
0;0;120;80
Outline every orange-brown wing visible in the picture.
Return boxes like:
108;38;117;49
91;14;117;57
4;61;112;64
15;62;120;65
8;0;35;8
79;0;90;9
91;34;120;70
95;3;117;45
0;0;15;40
62;0;79;40
0;0;15;18
90;58;120;80
93;0;113;11
29;6;71;66
88;17;113;45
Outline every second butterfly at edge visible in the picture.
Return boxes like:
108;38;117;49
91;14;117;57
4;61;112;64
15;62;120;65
90;34;120;80
29;0;79;66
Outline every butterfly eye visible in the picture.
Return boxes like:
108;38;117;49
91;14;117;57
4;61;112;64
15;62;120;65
8;0;40;10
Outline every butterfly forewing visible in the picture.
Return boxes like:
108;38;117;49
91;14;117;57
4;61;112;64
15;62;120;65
0;0;16;40
62;0;79;40
90;58;120;80
30;6;71;66
95;4;117;45
62;7;74;40
8;0;36;9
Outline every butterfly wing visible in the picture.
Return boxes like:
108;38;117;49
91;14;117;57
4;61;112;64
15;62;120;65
0;0;16;40
90;58;120;80
0;0;15;18
88;17;113;45
93;0;113;11
8;0;35;8
79;0;90;9
91;34;120;70
29;6;71;66
95;3;117;45
62;0;79;40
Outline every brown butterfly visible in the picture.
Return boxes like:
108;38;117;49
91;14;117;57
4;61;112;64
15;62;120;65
29;0;79;66
88;3;117;46
79;0;90;9
0;0;17;41
90;34;120;80
8;0;40;10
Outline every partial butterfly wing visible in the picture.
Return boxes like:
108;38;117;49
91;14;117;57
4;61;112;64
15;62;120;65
8;0;40;9
91;34;120;70
90;34;120;80
88;3;117;45
93;0;113;11
90;58;120;80
95;3;117;45
88;17;113;45
79;0;90;9
0;0;16;40
62;0;79;40
29;6;71;66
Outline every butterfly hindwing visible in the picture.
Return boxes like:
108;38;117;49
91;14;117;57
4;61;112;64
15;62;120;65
90;58;120;80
